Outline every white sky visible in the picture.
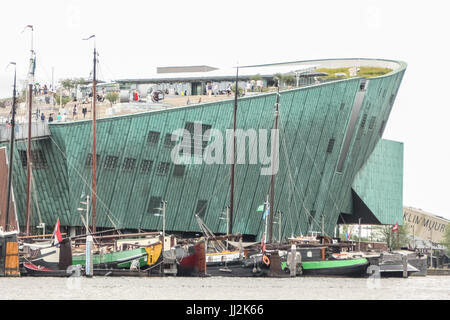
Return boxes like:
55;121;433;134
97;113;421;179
1;0;449;219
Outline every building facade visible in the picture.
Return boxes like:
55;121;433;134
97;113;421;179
0;58;406;240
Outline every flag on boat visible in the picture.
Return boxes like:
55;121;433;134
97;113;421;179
346;227;353;240
21;25;33;32
261;233;266;253
262;207;270;220
392;222;399;232
256;204;265;212
52;218;63;245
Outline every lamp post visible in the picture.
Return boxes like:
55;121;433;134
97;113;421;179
220;206;230;250
154;200;167;250
77;195;90;235
154;200;167;275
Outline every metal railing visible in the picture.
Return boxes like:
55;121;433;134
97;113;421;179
0;119;50;142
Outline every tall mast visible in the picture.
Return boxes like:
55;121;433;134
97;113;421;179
83;34;97;233
5;63;17;232
229;66;239;235
92;41;97;233
25;25;35;236
268;80;280;243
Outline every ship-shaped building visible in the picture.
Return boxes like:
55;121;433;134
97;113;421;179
0;58;406;240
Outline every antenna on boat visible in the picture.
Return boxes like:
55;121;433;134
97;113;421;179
24;24;35;236
268;78;280;243
229;64;239;236
5;62;17;232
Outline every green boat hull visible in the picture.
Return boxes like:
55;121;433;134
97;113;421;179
72;248;148;269
282;258;369;277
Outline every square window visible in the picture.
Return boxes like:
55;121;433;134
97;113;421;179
164;133;177;148
105;155;119;170
195;200;208;218
85;153;100;168
147;196;162;214
123;158;136;171
140;159;153;173
173;164;185;177
156;162;170;175
147;131;160;145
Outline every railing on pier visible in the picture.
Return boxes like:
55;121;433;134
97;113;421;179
0;119;50;142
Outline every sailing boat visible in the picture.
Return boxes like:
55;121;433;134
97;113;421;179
202;71;282;277
68;36;165;275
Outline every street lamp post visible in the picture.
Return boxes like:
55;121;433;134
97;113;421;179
154;200;167;275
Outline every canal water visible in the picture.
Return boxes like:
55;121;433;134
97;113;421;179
1;276;449;300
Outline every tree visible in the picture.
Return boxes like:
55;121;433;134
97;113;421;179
373;224;410;250
442;224;450;252
106;92;119;105
273;73;283;86
55;94;71;107
60;78;88;90
231;84;244;97
250;74;262;82
282;74;296;87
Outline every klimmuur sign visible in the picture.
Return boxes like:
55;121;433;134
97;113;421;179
403;207;449;243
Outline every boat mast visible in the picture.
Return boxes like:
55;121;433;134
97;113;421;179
5;62;17;232
91;40;97;233
268;79;280;243
83;34;97;233
25;25;35;236
229;66;239;236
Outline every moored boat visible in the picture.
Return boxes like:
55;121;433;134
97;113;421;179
22;262;76;277
291;258;369;277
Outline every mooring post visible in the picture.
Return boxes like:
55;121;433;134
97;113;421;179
86;235;93;277
290;244;297;277
402;254;408;278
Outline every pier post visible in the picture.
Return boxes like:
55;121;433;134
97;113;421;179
402;255;408;278
86;235;93;277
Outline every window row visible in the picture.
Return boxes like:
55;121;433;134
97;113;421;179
146;121;212;157
147;197;207;218
85;154;186;177
18;150;48;169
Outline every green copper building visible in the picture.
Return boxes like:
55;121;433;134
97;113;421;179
0;58;406;240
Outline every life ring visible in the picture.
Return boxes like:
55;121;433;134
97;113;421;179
262;255;270;266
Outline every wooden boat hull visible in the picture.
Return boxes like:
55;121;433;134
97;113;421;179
72;243;162;270
22;263;74;277
207;261;270;277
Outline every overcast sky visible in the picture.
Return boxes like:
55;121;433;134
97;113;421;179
1;0;449;220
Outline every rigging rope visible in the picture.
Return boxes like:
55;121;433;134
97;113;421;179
47;135;122;232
